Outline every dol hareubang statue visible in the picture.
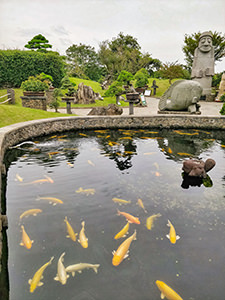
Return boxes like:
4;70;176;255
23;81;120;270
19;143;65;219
191;31;215;96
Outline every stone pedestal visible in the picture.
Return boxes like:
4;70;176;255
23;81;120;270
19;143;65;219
21;96;47;110
62;97;74;114
45;89;54;106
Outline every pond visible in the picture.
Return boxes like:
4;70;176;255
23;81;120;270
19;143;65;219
2;128;225;300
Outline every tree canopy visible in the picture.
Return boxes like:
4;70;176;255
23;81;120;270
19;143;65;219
98;32;161;78
66;43;105;82
182;31;225;67
24;34;52;52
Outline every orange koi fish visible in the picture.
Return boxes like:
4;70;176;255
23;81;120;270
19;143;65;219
156;280;183;300
117;210;140;224
112;230;137;266
20;225;33;249
166;220;180;244
23;175;54;185
79;133;87;137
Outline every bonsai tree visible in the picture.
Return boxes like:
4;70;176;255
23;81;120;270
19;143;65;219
25;34;52;52
134;68;149;88
20;76;49;92
104;81;125;104
36;72;53;86
61;76;76;97
49;88;63;112
117;70;134;86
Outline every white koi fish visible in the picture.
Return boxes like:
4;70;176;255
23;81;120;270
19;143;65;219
36;196;63;206
29;256;54;293
19;208;42;220
88;160;95;166
156;280;183;300
112;230;137;266
65;263;100;277
166;220;180;244
78;221;88;248
146;213;161;230
20;225;33;250
64;217;77;242
54;252;69;285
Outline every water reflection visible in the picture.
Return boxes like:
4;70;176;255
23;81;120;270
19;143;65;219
181;172;213;189
2;128;225;300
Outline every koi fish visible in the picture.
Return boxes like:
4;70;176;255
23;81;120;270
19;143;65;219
119;136;133;140
221;145;225;148
20;225;33;249
146;213;161;230
49;135;57;139
155;171;162;177
94;130;108;133
64;217;77;242
108;141;120;146
57;135;67;138
88;160;95;166
153;162;159;170
114;222;130;239
155;280;183;300
19;209;42;220
166;220;180;244
29;256;54;293
117;210;140;224
177;152;192;156
145;131;159;134
54;252;69;285
36;196;63;205
65;263;100;277
137;198;147;213
112;230;137;266
47;151;59;156
23;175;54;185
143;152;156;155
112;198;131;205
124;151;135;154
75;187;95;195
16;174;23;182
67;162;74;167
79;133;87;137
78;221;88;248
168;147;173;154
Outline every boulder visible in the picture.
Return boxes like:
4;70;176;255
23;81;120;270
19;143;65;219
88;104;123;116
74;82;103;104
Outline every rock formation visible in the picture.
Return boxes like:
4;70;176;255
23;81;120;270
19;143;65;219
74;82;103;104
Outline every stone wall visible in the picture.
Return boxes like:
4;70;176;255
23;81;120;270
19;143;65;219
0;114;225;263
21;96;47;110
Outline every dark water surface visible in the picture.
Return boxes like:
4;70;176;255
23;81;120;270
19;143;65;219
3;128;225;300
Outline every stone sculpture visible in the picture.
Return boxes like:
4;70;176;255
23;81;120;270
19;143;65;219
158;80;202;113
88;104;123;115
215;73;225;101
191;31;215;96
74;82;103;104
182;158;215;178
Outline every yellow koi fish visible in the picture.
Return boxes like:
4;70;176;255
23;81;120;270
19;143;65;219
166;220;180;244
88;160;95;166
76;187;95;195
112;230;137;266
16;174;23;182
48;151;59;156
67;162;74;167
79;133;87;137
57;135;67;138
119;136;133;140
155;280;183;300
168;147;173;154
54;252;69;285
177;152;192;156
29;257;54;293
20;225;33;249
221;145;225;148
94;130;108;133
112;197;131;205
65;263;100;277
108;141;120;146
19;208;42;220
137;198;147;213
36;197;63;205
146;213;161;230
64;217;77;242
114;222;130;239
23;175;54;185
78;221;88;248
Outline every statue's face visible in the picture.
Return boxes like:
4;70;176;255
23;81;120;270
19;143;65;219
199;36;212;52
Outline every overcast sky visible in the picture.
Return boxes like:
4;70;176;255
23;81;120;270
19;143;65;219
0;0;225;72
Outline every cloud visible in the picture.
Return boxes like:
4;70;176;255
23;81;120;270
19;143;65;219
51;25;70;36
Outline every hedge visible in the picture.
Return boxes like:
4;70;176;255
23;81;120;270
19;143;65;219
0;50;66;88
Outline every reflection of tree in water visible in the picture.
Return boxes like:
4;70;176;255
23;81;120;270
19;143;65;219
156;129;216;161
181;172;213;189
96;130;137;171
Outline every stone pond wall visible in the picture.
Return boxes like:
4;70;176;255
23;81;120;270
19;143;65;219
0;114;225;261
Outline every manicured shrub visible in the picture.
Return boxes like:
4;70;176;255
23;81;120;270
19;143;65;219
0;50;65;88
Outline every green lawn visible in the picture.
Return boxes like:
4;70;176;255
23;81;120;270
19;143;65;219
0;77;176;127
